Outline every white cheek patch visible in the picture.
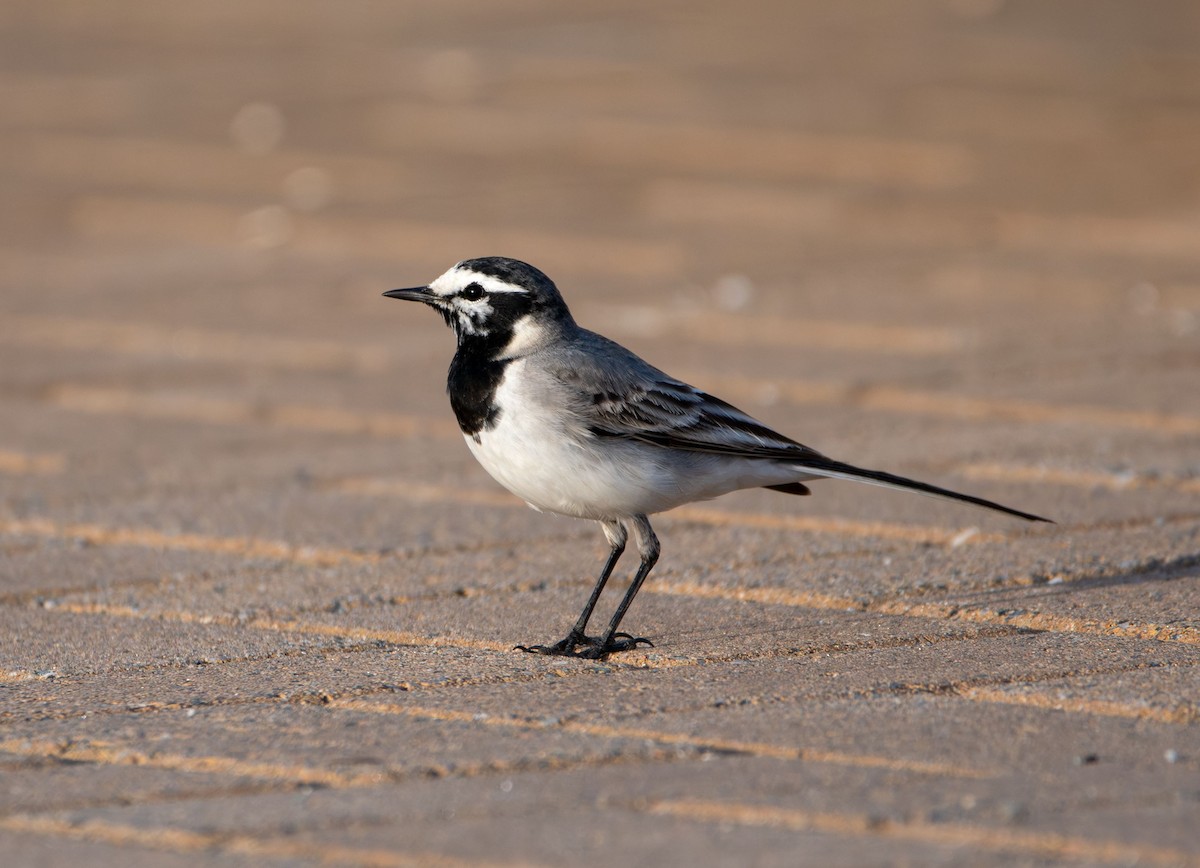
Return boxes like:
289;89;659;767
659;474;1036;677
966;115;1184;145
425;265;534;340
497;314;545;358
454;299;494;336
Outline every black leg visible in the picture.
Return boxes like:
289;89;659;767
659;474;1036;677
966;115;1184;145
567;538;625;638
518;516;660;660
578;516;659;659
516;521;627;656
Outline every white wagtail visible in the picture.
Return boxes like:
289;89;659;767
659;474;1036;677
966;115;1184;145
385;257;1050;658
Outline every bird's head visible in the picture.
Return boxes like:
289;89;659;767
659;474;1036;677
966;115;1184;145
384;257;574;357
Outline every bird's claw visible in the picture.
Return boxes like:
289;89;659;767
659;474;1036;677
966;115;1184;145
575;633;654;659
515;631;653;659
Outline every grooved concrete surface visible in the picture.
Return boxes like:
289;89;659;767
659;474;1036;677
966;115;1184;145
2;2;1200;865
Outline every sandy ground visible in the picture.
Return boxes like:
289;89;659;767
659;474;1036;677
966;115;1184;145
2;1;1199;864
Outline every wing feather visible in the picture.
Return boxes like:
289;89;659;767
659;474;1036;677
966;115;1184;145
551;333;826;462
546;331;1051;524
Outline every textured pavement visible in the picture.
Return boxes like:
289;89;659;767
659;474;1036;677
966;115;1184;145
2;2;1200;865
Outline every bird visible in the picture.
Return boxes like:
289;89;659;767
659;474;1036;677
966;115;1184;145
384;257;1051;659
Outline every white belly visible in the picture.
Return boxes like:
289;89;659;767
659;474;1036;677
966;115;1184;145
464;399;659;520
463;359;803;520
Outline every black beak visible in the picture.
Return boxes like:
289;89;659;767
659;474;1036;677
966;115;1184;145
383;286;440;304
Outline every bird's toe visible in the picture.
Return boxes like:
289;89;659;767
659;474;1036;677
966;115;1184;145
515;632;652;659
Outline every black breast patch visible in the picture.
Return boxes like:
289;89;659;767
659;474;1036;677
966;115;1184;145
447;340;509;438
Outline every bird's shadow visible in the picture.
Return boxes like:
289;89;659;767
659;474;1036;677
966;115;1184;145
945;552;1199;611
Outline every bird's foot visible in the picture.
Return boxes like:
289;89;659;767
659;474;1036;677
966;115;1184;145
515;631;653;659
575;632;653;659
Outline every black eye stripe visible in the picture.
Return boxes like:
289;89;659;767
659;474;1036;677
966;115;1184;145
460;282;485;301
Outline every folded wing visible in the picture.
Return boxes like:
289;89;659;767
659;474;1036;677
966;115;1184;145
554;338;1050;524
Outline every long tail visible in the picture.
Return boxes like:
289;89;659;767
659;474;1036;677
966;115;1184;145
794;458;1053;523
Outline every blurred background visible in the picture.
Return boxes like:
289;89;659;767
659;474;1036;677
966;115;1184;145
2;0;1199;525
5;2;1199;305
4;6;1200;862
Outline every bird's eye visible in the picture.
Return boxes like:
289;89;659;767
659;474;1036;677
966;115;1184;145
460;283;485;301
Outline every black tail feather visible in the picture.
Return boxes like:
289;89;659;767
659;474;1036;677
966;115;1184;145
797;458;1053;524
